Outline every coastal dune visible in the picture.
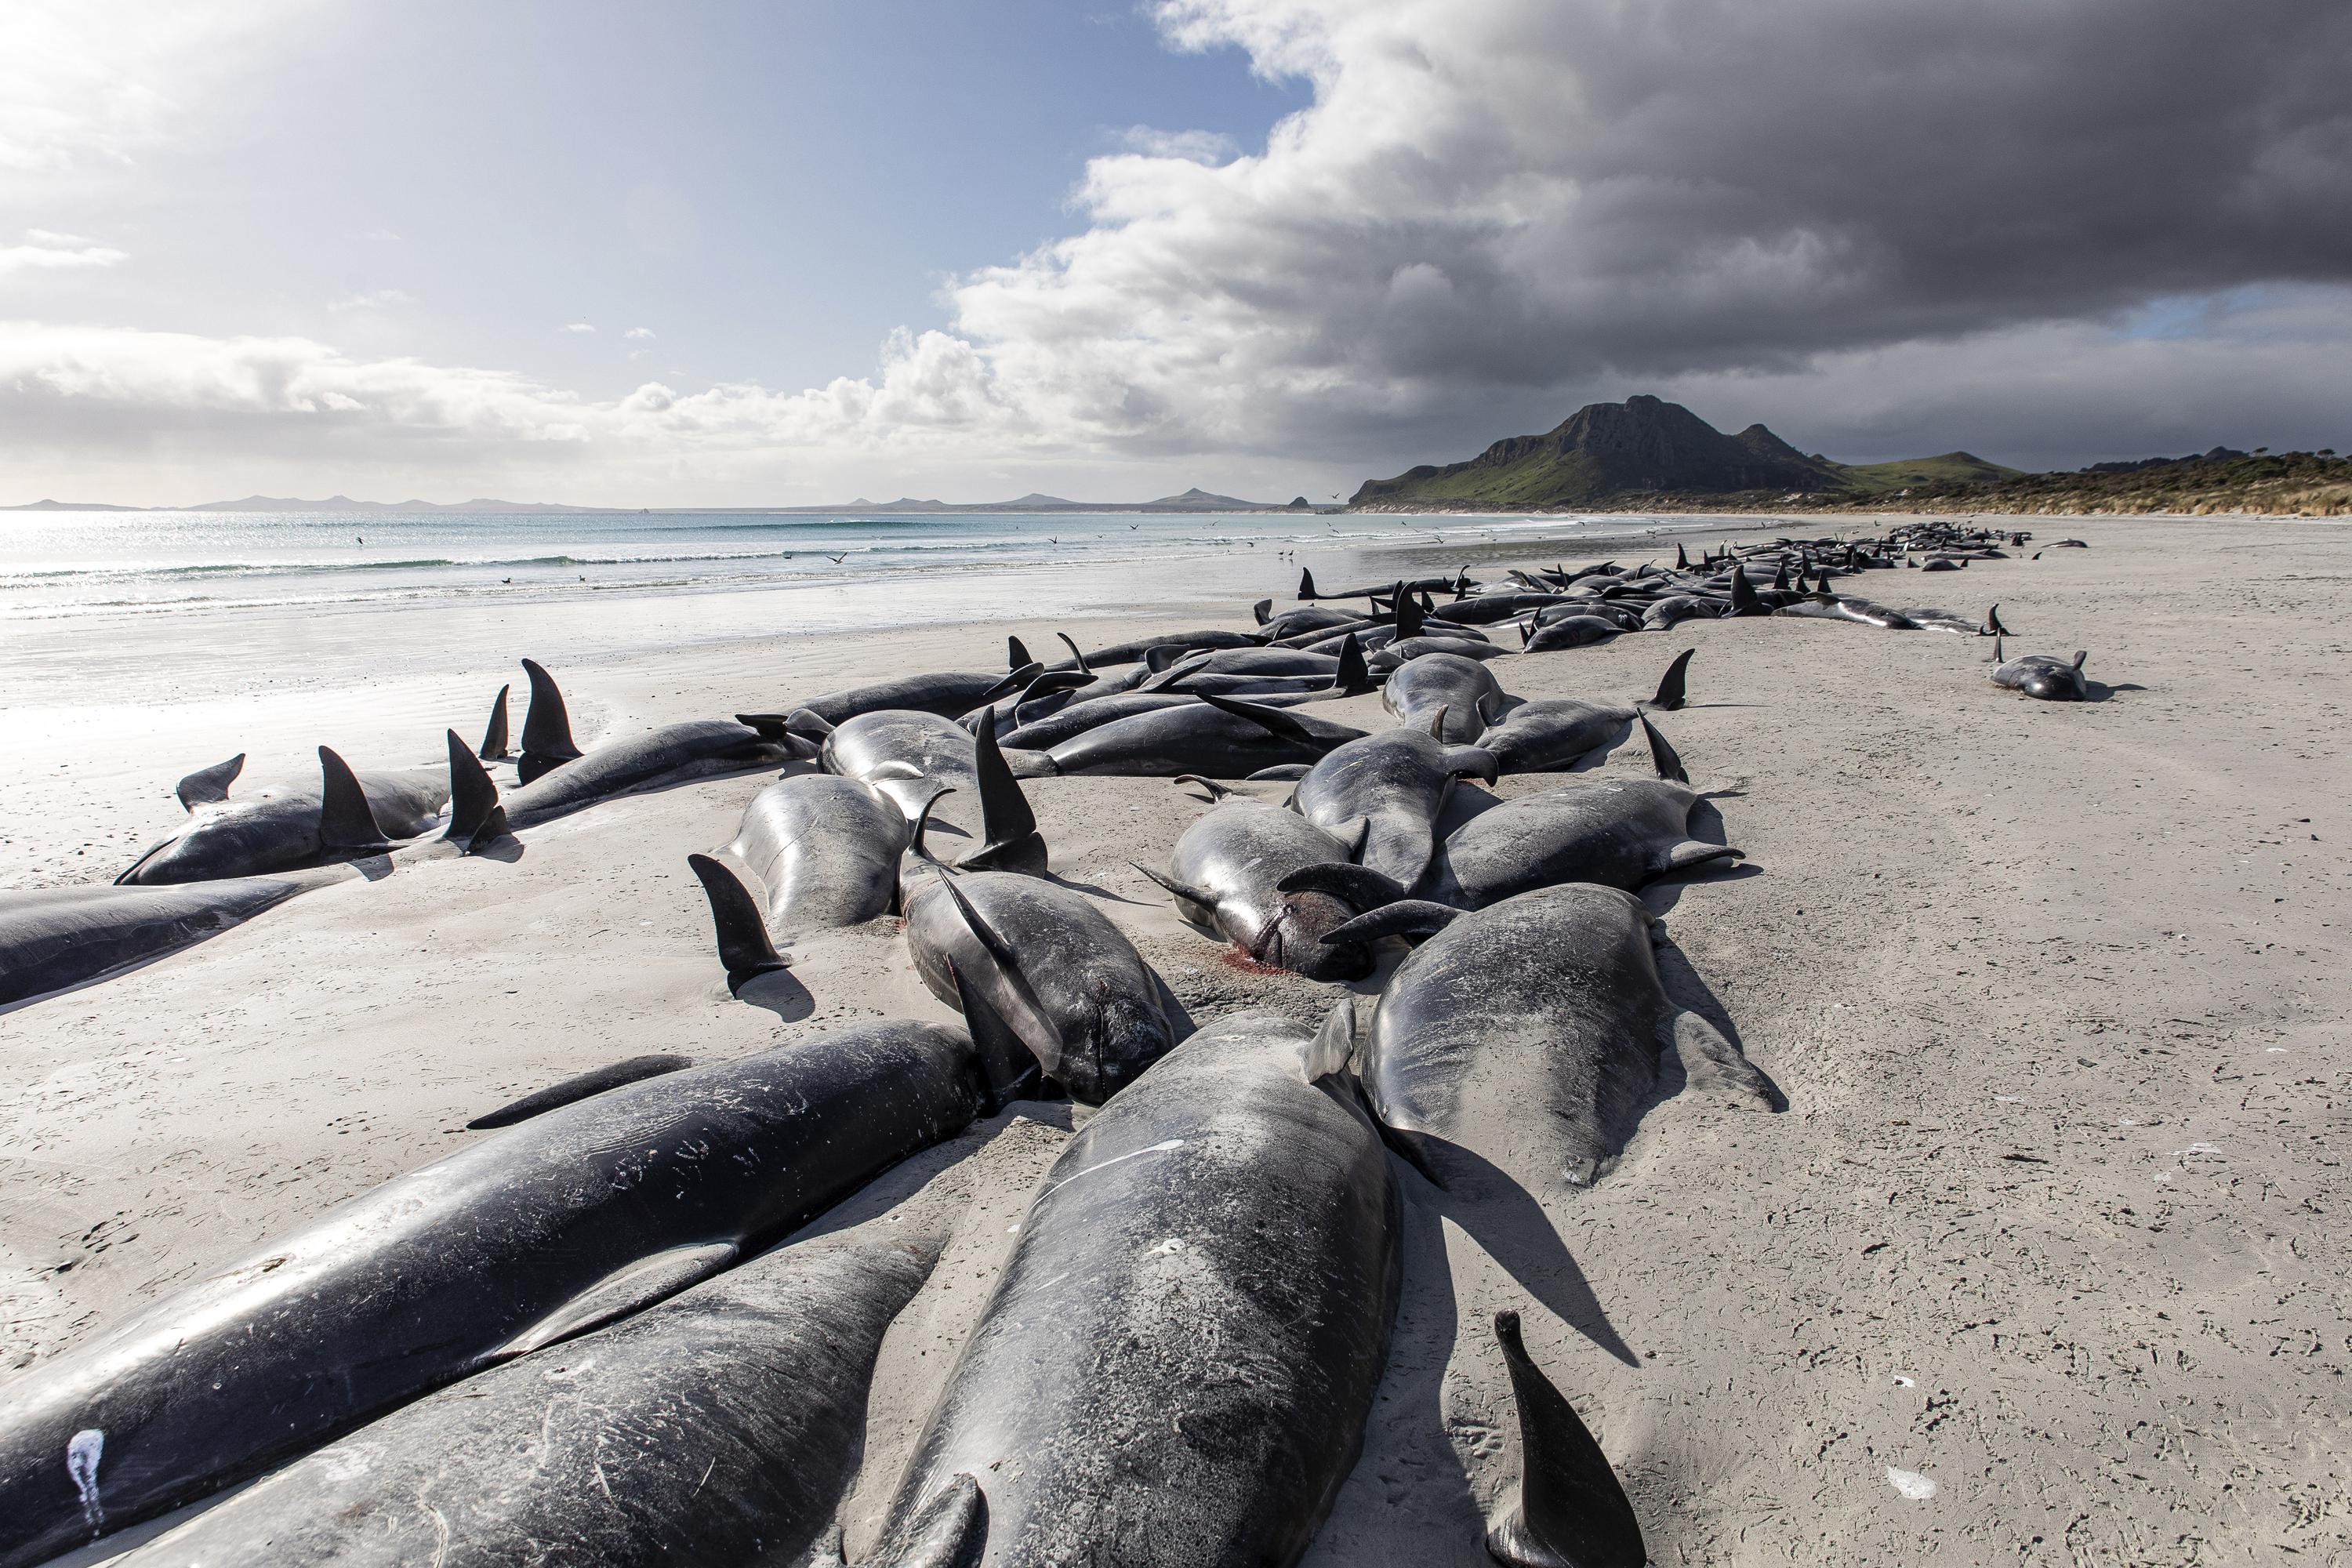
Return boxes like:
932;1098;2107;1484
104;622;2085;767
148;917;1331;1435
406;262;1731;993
2;514;2344;1565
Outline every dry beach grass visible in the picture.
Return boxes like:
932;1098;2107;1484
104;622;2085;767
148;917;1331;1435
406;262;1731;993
1;514;2345;1565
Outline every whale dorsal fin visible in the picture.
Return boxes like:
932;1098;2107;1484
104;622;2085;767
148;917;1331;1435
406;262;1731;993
1007;635;1031;671
1639;715;1689;785
466;1054;695;1130
1055;632;1091;677
907;787;956;863
518;659;584;784
1332;632;1369;695
495;1242;739;1360
1252;597;1272;626
445;729;508;851
958;709;1047;876
1298;567;1318;601
1486;1309;1646;1568
2072;649;2088;670
318;746;390;850
687;852;790;993
176;753;245;810
477;684;511;760
1647;648;1694;713
976;661;1044;706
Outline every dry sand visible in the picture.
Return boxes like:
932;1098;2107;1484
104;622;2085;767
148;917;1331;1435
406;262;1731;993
2;514;2345;1565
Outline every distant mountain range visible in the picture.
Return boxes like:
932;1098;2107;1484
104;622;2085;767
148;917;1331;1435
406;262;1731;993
3;486;1312;515
1348;394;2023;510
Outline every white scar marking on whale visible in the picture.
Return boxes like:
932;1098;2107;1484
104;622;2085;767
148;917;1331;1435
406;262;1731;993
66;1428;103;1531
1040;1139;1184;1200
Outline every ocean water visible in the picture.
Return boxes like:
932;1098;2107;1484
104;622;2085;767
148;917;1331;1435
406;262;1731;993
0;507;1731;703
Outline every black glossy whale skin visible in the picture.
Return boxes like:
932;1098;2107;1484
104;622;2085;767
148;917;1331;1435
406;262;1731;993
117;767;448;884
115;1221;942;1568
1154;797;1375;981
1433;776;1738;904
0;1022;985;1568
873;1007;1399;1568
1362;884;1771;1200
0;878;301;1007
503;719;788;828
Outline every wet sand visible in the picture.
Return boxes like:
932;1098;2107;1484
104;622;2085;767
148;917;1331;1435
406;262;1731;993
2;513;2345;1565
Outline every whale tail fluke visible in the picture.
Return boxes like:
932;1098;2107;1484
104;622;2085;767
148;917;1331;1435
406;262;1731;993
687;852;790;994
175;753;245;810
957;709;1047;876
517;659;584;784
478;683;511;760
1486;1309;1647;1568
444;729;509;851
1647;648;1694;713
318;746;392;851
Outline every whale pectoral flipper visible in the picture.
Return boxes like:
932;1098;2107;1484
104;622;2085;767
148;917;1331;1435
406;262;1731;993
948;957;1040;1111
317;746;392;851
1276;861;1408;910
493;1241;739;1360
1319;898;1461;946
868;1473;986;1568
1486;1309;1646;1568
1134;862;1215;914
1664;1010;1775;1110
175;753;245;810
466;1054;696;1130
1658;840;1743;878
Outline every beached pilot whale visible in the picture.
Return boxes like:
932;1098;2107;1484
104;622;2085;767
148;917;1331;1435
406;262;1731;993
497;659;801;827
1424;716;1740;904
0;1021;994;1568
115;747;450;884
709;773;912;935
1138;778;1391;982
1324;883;1773;1201
1989;638;2092;701
811;706;1052;869
0;877;303;1007
112;1221;942;1568
1290;717;1499;888
1045;691;1367;776
868;1004;1397;1568
1473;651;1694;774
900;844;1174;1105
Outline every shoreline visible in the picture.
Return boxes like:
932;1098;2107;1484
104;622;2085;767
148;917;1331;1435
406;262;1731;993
2;512;2345;1563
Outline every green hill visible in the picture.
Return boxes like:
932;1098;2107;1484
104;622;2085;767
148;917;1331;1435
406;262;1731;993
1835;452;2024;494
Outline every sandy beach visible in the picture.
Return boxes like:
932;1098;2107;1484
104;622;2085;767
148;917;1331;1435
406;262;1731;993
3;512;2346;1565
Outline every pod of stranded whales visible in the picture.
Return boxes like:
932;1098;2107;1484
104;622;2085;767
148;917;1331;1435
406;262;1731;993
0;517;2097;1567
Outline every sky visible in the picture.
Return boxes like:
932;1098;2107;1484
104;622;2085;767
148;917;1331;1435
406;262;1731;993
4;0;2350;507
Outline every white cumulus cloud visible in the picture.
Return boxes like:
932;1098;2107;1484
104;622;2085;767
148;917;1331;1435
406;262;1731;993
0;229;127;274
561;322;596;334
623;326;655;340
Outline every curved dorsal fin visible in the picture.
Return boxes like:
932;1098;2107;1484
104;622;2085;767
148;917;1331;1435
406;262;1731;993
1331;632;1369;695
686;852;790;993
444;729;508;851
317;746;390;851
908;786;956;863
466;1054;695;1130
1645;648;1694;713
477;684;511;760
1006;635;1032;671
518;658;583;784
1639;714;1689;785
959;709;1047;875
1055;631;1091;677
